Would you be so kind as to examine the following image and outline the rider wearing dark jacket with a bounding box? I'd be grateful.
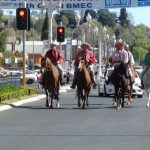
[140,47,150,89]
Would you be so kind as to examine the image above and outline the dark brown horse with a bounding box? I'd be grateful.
[76,60,92,108]
[41,56,60,108]
[107,62,132,110]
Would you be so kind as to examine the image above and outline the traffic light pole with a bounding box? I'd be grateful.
[22,30,26,87]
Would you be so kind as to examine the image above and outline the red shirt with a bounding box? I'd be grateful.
[45,48,63,64]
[74,49,96,66]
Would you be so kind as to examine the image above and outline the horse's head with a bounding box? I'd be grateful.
[78,60,85,71]
[114,62,127,75]
[41,56,47,68]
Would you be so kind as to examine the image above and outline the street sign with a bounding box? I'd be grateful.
[0,0,140,10]
[105,0,131,8]
[138,0,150,6]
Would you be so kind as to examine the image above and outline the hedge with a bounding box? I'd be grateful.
[0,85,37,103]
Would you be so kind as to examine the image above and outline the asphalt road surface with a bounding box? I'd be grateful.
[0,87,149,150]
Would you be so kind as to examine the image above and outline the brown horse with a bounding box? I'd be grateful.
[41,56,60,108]
[76,60,92,108]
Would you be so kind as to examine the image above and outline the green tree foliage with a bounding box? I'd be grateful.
[41,10,49,41]
[118,8,131,27]
[0,10,7,52]
[54,10,76,28]
[83,10,97,23]
[130,25,150,63]
[97,9,117,28]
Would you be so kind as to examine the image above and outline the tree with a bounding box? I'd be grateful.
[130,25,150,63]
[0,10,7,52]
[54,10,76,28]
[97,9,117,28]
[41,10,49,41]
[118,8,131,27]
[83,10,97,22]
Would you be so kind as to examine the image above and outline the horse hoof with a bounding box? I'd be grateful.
[113,102,117,106]
[46,103,49,107]
[78,103,81,107]
[50,105,53,109]
[56,103,60,108]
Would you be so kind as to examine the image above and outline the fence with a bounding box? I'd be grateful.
[0,75,21,88]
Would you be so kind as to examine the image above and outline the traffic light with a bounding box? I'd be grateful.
[57,27,65,42]
[16,8,30,30]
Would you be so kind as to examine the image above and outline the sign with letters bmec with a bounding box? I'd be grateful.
[0,0,144,10]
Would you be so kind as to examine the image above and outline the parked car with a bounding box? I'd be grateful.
[98,67,143,98]
[17,70,37,84]
[134,65,143,78]
[0,67,10,76]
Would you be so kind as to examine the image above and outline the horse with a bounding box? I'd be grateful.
[41,56,60,108]
[142,67,150,107]
[76,60,92,109]
[107,62,132,110]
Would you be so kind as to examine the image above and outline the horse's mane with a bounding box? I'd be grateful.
[113,62,127,77]
[78,60,91,84]
[45,57,55,71]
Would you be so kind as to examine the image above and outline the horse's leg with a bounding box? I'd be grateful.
[148,89,150,108]
[82,90,86,109]
[146,89,150,107]
[56,89,60,108]
[117,88,122,110]
[86,89,90,106]
[49,92,53,109]
[45,90,49,107]
[77,89,81,107]
[121,88,125,108]
[113,87,117,106]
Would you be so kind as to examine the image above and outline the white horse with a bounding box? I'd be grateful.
[143,67,150,107]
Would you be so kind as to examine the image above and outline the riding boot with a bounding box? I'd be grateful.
[39,72,44,85]
[70,76,77,89]
[90,71,97,89]
[139,80,144,89]
[58,67,63,86]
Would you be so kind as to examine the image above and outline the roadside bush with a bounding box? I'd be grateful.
[0,85,37,103]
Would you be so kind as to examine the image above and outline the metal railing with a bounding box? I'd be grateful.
[0,75,21,88]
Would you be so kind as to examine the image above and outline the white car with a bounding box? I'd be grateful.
[19,70,37,84]
[98,67,143,98]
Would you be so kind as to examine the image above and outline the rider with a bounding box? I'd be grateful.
[139,47,150,89]
[124,43,135,86]
[106,40,129,84]
[70,42,96,89]
[40,41,63,85]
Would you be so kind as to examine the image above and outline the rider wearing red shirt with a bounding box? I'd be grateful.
[40,42,63,85]
[70,42,96,89]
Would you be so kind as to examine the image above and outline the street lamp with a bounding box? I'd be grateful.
[31,12,38,71]
[75,14,81,50]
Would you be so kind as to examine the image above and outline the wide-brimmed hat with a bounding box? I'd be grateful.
[81,43,91,49]
[50,41,58,48]
[115,41,124,48]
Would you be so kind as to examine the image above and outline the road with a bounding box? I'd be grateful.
[0,86,149,150]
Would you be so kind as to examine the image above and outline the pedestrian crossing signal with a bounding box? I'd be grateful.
[57,27,65,42]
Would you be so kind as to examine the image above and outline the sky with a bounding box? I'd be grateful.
[110,7,150,27]
[3,7,150,27]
